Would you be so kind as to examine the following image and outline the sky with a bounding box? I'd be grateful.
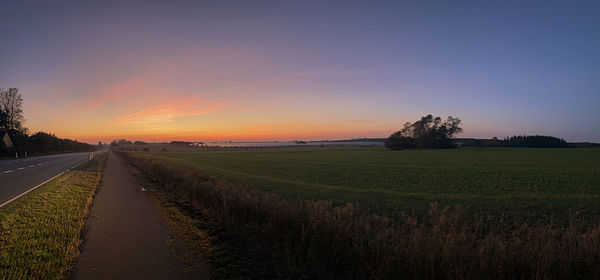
[1,0,599,143]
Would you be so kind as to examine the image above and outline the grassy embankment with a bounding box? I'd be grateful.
[117,147,600,279]
[0,153,107,280]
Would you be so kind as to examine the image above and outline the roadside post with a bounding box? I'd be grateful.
[89,152,94,161]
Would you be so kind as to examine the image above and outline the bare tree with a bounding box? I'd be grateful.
[0,88,26,133]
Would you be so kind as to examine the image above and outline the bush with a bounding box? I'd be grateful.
[384,135,415,150]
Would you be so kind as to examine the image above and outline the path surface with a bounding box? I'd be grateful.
[0,151,99,207]
[73,151,208,279]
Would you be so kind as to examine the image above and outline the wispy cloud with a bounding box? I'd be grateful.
[113,96,221,125]
[106,70,361,126]
[348,120,376,124]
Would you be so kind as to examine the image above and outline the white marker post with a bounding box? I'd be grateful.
[89,152,94,161]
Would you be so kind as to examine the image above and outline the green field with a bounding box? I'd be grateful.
[141,146,600,219]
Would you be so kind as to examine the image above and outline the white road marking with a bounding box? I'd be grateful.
[0,159,89,209]
[17,167,25,170]
[2,170,13,174]
[28,165,35,168]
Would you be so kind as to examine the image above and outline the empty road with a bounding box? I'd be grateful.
[0,151,98,207]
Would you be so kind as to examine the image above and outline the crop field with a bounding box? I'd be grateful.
[119,146,600,278]
[137,146,600,219]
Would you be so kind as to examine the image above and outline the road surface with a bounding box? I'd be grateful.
[0,151,98,207]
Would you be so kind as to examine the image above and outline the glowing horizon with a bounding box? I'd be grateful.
[2,1,599,144]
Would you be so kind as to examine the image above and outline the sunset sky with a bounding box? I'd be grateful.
[1,0,599,143]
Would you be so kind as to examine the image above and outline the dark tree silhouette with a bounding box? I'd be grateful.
[503,135,568,148]
[0,110,8,133]
[1,88,94,157]
[0,88,26,133]
[385,114,463,150]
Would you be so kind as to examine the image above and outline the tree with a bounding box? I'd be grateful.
[385,114,463,150]
[0,88,26,133]
[0,110,8,133]
[0,89,93,157]
[503,135,568,148]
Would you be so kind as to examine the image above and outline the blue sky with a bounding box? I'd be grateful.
[1,0,599,142]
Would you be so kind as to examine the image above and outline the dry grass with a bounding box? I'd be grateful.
[0,153,107,280]
[117,151,600,279]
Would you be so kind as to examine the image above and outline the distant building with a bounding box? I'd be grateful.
[2,132,14,148]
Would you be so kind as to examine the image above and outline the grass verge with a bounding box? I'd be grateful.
[117,151,600,279]
[0,153,107,280]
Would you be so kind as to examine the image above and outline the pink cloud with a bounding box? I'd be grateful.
[348,120,376,124]
[113,96,221,125]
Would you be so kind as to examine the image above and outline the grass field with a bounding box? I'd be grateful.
[118,147,600,279]
[0,153,107,280]
[138,146,600,219]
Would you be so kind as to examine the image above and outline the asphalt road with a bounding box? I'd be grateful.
[0,151,98,207]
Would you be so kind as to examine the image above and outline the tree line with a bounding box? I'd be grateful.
[385,114,463,150]
[385,114,571,150]
[0,88,94,157]
[456,135,569,148]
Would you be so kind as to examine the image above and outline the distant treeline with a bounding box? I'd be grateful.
[1,88,94,157]
[1,131,94,157]
[455,135,578,148]
[110,139,199,146]
[322,138,387,143]
[170,141,192,145]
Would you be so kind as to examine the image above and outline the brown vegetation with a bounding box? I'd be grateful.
[116,151,600,279]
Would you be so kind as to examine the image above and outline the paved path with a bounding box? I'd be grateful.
[0,151,100,208]
[73,151,208,279]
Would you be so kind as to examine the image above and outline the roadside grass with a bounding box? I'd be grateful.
[122,156,278,279]
[116,151,600,279]
[138,146,600,220]
[134,177,215,274]
[0,153,107,280]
